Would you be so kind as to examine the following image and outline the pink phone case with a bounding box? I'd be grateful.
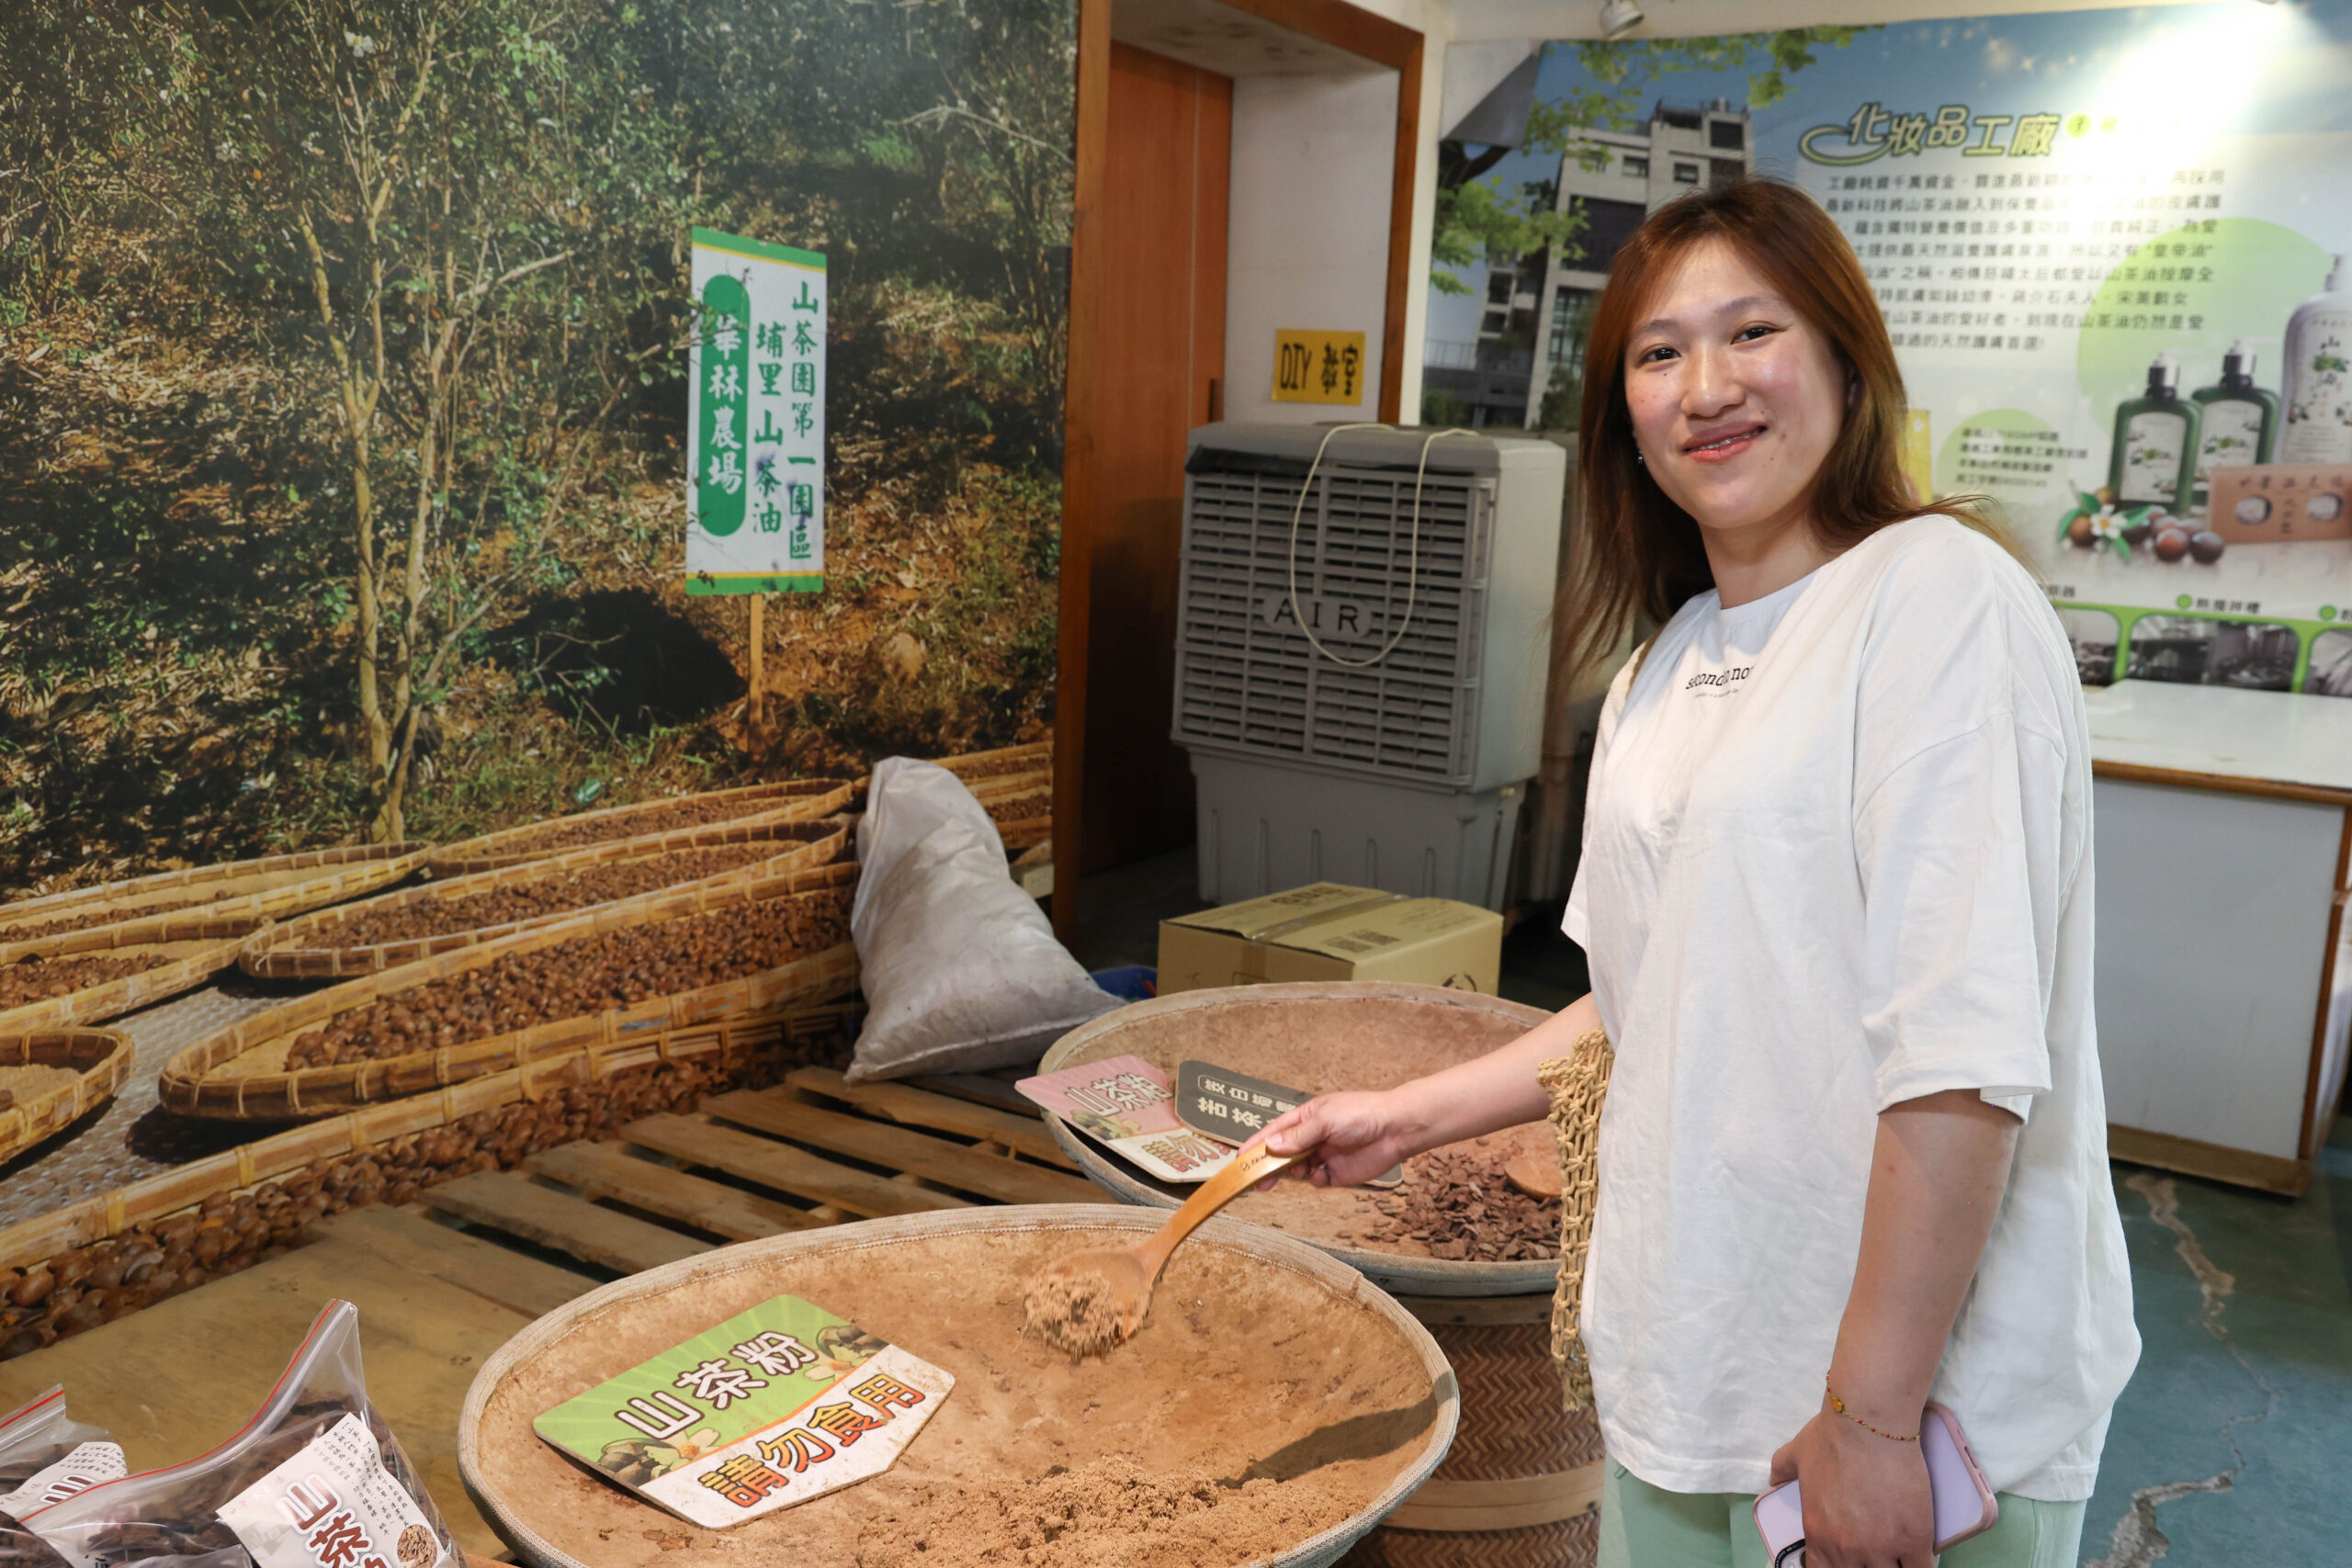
[1750,1403,1998,1565]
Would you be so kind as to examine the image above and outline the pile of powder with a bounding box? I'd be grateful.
[0,1063,85,1111]
[1021,1269,1126,1358]
[850,1456,1343,1568]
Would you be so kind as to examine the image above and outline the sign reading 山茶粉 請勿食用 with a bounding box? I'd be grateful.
[687,227,826,594]
[534,1294,953,1528]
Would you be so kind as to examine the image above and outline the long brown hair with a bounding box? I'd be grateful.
[1558,178,2008,678]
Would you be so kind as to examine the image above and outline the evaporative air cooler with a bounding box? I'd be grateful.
[1171,423,1567,910]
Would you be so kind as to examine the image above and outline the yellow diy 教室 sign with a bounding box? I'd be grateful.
[1272,330,1367,405]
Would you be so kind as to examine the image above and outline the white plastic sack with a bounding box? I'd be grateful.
[846,758,1117,1083]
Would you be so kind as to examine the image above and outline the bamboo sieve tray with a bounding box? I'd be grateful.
[0,841,426,942]
[1037,982,1560,1298]
[158,864,859,1120]
[427,780,854,876]
[244,819,850,979]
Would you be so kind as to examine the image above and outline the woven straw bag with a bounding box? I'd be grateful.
[1537,1026,1614,1412]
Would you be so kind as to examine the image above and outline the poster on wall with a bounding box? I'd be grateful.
[1430,3,2352,698]
[688,230,828,595]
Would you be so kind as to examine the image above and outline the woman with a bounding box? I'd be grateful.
[1257,181,2138,1567]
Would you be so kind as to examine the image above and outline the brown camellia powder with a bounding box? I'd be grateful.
[1020,1269,1125,1358]
[853,1455,1343,1568]
[471,1229,1441,1568]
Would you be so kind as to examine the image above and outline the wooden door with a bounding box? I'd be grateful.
[1078,43,1230,874]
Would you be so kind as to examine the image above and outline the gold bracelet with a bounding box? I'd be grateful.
[1825,1375,1920,1443]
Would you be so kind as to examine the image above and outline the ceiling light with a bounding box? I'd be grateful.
[1600,0,1645,39]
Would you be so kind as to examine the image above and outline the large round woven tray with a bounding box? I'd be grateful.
[157,864,860,1120]
[458,1205,1458,1568]
[0,842,425,942]
[1036,982,1556,1297]
[0,913,270,1037]
[0,1031,134,1166]
[428,780,853,876]
[243,819,850,979]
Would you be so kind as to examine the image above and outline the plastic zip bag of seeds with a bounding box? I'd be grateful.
[18,1301,455,1568]
[0,1388,123,1568]
[0,1389,123,1512]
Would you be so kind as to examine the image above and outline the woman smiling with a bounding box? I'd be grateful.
[1259,181,2138,1566]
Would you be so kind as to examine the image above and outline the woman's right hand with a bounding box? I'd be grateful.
[1249,1090,1413,1189]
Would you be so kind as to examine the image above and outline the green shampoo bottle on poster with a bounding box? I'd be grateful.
[2281,254,2352,464]
[2109,350,2198,511]
[2190,339,2278,510]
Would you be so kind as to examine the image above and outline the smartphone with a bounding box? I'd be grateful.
[1751,1404,1997,1567]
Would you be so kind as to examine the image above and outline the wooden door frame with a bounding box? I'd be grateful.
[1054,0,1426,938]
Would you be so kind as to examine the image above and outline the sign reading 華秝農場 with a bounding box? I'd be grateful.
[687,228,826,594]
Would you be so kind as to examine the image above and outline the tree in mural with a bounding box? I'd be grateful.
[177,0,713,841]
[0,0,1077,889]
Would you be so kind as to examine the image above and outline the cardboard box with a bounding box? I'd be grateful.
[1158,882,1503,996]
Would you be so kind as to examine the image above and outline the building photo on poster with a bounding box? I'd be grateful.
[1427,3,2352,698]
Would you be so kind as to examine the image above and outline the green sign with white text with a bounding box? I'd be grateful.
[686,228,827,594]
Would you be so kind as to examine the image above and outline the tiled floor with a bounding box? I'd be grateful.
[1069,850,2352,1565]
[0,981,288,1226]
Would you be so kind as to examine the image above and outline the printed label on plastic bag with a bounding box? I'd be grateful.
[0,1442,126,1517]
[215,1415,446,1568]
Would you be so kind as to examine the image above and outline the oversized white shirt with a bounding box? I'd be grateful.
[1563,516,2139,1501]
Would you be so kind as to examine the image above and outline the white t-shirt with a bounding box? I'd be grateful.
[1563,516,2139,1502]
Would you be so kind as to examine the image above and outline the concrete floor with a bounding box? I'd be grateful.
[2082,1120,2352,1567]
[1066,848,2352,1566]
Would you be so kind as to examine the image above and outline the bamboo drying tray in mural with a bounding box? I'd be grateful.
[0,1032,134,1167]
[0,912,268,1036]
[159,864,860,1119]
[243,818,851,980]
[933,740,1052,851]
[0,1003,856,1359]
[426,779,854,875]
[0,842,426,943]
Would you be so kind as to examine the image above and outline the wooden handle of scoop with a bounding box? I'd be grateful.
[1134,1141,1299,1285]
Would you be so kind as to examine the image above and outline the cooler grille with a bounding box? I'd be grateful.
[1174,464,1497,784]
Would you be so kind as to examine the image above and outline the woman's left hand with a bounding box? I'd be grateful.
[1767,1406,1935,1568]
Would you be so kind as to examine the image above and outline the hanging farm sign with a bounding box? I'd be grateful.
[687,228,828,594]
[1460,3,2352,695]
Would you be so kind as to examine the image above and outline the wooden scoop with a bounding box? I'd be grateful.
[1035,1141,1300,1346]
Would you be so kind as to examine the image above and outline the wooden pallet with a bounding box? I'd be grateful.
[410,1065,1110,1277]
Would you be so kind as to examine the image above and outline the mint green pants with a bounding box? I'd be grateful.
[1597,1458,2087,1567]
